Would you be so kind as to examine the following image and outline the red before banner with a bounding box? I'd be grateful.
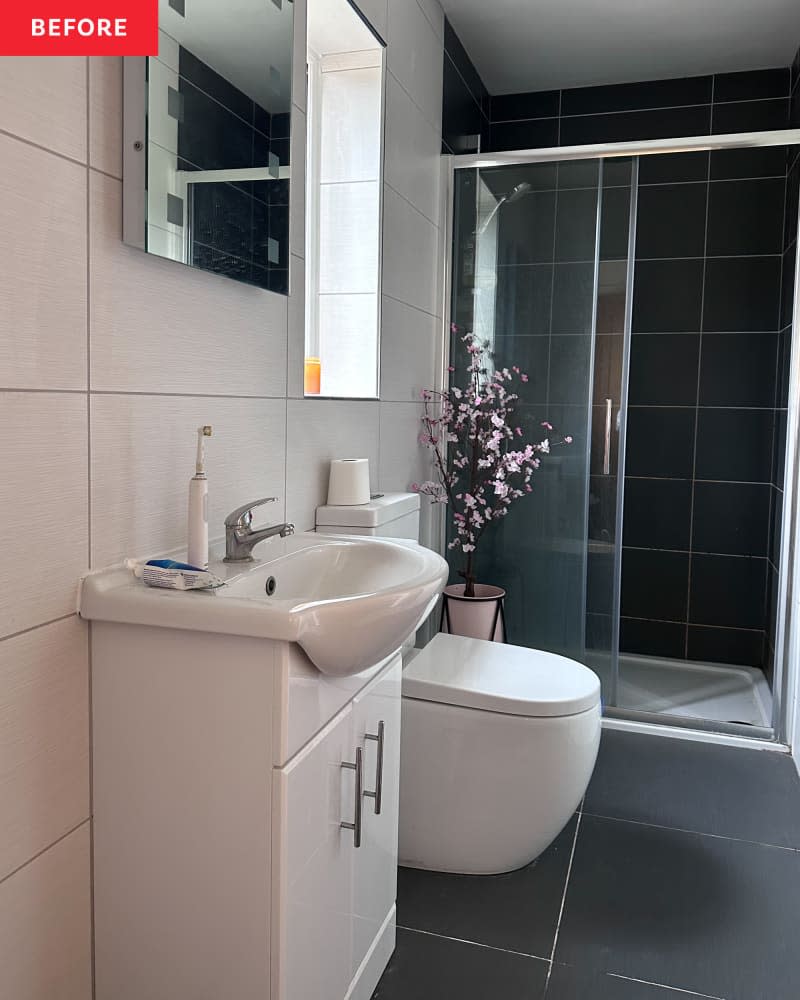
[3,1,158,55]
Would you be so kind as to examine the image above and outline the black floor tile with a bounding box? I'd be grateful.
[373,928,548,1000]
[397,816,577,959]
[583,730,800,848]
[546,963,716,998]
[558,815,800,1000]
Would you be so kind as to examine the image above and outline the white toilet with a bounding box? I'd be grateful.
[316,493,602,876]
[399,634,601,874]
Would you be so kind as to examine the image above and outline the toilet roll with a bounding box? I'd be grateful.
[327,459,371,505]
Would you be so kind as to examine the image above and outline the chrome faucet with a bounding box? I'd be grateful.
[224,498,295,562]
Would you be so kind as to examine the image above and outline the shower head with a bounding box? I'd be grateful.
[505,182,532,204]
[476,182,533,234]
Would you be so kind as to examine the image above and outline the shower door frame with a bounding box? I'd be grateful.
[440,128,800,748]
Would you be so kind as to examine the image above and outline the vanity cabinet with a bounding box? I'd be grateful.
[91,620,402,1000]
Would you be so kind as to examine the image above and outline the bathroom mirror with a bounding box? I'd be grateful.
[123,0,294,295]
[303,0,385,398]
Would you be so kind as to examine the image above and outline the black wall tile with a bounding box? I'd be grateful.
[179,47,253,122]
[632,259,704,333]
[714,68,790,102]
[561,76,712,115]
[491,90,559,122]
[703,257,782,332]
[689,553,767,629]
[495,265,553,337]
[490,334,549,402]
[549,335,593,403]
[444,19,488,104]
[710,146,786,180]
[712,98,789,133]
[622,477,692,550]
[698,332,778,408]
[687,625,765,667]
[558,159,600,189]
[635,182,707,259]
[628,334,700,406]
[638,151,708,184]
[443,56,484,155]
[555,188,600,262]
[625,407,696,479]
[560,105,711,145]
[599,186,632,260]
[488,118,559,151]
[706,178,785,256]
[694,408,774,483]
[621,548,689,621]
[497,191,556,265]
[692,482,771,556]
[620,617,687,659]
[551,263,596,334]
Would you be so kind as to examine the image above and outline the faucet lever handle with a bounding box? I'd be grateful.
[224,497,278,529]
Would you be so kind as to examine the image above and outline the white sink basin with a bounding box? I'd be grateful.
[79,533,449,676]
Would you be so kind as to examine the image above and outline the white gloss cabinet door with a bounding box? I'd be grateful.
[350,657,402,985]
[273,705,357,1000]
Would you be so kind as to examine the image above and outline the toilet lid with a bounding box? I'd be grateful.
[403,634,601,718]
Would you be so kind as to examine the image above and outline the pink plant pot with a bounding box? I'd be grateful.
[440,583,507,643]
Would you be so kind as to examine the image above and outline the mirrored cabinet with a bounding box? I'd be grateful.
[124,0,294,294]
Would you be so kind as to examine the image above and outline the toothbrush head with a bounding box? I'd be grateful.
[200,425,212,437]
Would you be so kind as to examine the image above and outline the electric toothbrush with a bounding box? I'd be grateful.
[188,425,212,569]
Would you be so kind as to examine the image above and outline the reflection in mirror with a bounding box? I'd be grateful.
[136,0,293,294]
[304,0,385,397]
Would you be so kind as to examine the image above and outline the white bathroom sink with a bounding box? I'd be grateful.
[79,533,448,676]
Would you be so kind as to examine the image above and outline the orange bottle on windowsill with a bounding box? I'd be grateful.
[304,356,321,395]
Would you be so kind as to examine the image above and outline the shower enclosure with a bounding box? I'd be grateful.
[446,133,800,740]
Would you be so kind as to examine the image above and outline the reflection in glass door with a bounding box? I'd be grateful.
[450,158,636,703]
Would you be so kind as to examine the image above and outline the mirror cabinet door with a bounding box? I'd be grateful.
[125,0,294,295]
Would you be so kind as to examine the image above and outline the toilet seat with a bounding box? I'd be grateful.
[403,633,600,718]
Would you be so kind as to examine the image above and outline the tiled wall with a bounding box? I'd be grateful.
[487,68,793,151]
[0,0,444,993]
[441,18,489,154]
[176,47,291,294]
[621,143,795,674]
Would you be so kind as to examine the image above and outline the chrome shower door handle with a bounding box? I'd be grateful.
[603,398,613,476]
[364,721,385,815]
[341,747,364,848]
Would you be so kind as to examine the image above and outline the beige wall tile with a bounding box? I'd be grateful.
[380,295,439,401]
[386,0,443,131]
[382,184,440,317]
[384,71,442,225]
[0,393,88,638]
[0,57,87,163]
[89,172,288,397]
[89,57,123,179]
[90,394,287,567]
[0,824,92,1000]
[286,399,380,530]
[0,618,89,881]
[0,134,87,391]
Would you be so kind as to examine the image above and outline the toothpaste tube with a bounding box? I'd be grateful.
[125,558,225,591]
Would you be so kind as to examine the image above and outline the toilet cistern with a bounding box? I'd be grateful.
[224,497,295,562]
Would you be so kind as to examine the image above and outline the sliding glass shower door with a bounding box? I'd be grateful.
[449,158,636,703]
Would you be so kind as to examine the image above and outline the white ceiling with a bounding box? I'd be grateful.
[440,0,800,95]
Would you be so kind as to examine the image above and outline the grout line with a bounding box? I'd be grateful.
[545,812,582,990]
[0,124,88,169]
[385,177,441,229]
[88,389,289,400]
[0,818,91,889]
[581,811,800,853]
[0,612,77,645]
[395,924,549,963]
[606,973,727,999]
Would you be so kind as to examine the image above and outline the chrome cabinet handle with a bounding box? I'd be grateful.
[603,398,613,476]
[341,747,363,848]
[364,721,385,815]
